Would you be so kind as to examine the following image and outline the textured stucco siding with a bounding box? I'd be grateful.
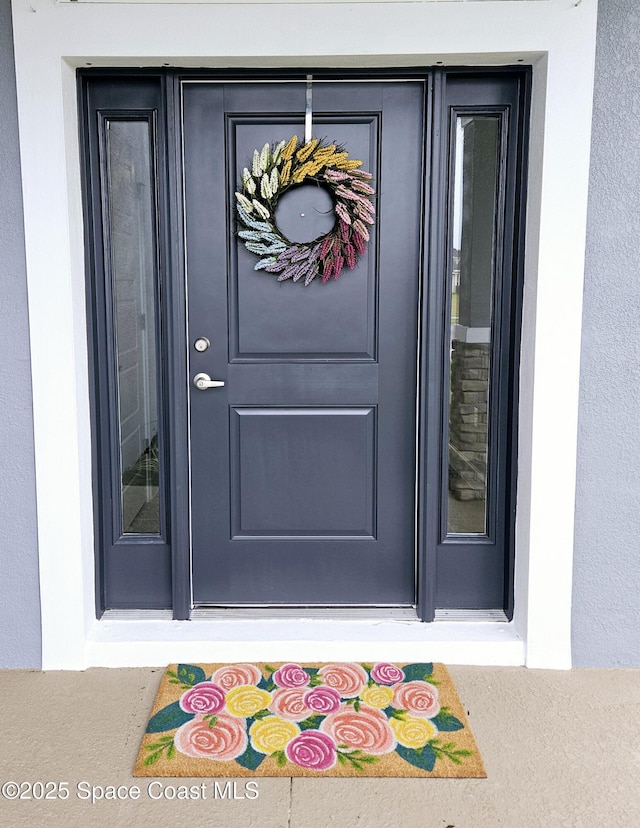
[572,0,640,666]
[0,0,42,667]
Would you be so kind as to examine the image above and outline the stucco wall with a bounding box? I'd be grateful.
[0,0,42,667]
[572,0,640,667]
[0,0,629,668]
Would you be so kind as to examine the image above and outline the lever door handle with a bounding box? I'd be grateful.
[193,372,225,390]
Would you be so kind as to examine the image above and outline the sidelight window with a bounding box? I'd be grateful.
[103,118,163,536]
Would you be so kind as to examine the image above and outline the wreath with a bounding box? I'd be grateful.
[235,135,376,286]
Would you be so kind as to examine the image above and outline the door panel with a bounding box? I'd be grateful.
[229,114,379,361]
[183,80,425,606]
[230,407,376,538]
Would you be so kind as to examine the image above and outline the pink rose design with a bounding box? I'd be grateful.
[269,688,313,722]
[317,662,368,698]
[174,714,247,761]
[210,663,262,690]
[273,663,310,689]
[303,686,342,715]
[370,663,405,685]
[285,731,337,771]
[320,704,396,755]
[179,682,225,715]
[392,681,440,718]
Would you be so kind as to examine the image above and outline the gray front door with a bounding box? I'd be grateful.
[183,80,425,607]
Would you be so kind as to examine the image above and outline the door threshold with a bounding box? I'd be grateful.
[102,607,508,621]
[87,614,524,668]
[190,606,419,621]
[434,609,509,622]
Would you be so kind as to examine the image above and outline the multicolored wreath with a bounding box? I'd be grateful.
[235,135,376,286]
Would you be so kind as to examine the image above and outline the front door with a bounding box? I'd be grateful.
[82,69,527,616]
[182,81,426,607]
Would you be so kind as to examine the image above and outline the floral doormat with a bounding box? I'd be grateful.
[135,662,485,778]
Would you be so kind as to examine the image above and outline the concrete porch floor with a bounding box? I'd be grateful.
[1,666,639,827]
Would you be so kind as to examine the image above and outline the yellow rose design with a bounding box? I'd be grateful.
[249,716,300,754]
[390,714,437,749]
[225,685,272,718]
[360,685,395,709]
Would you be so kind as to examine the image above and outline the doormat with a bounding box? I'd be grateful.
[135,663,485,778]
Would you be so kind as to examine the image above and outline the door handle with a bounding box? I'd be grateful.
[193,372,225,390]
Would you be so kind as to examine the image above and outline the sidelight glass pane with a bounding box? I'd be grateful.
[447,115,500,535]
[104,119,161,535]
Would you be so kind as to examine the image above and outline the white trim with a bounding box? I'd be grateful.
[87,618,524,668]
[10,0,598,669]
[56,0,553,4]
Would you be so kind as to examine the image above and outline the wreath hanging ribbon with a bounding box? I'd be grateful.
[235,135,376,286]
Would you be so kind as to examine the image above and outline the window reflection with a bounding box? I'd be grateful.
[447,116,500,535]
[105,119,161,535]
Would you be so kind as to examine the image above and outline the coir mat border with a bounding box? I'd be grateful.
[135,662,486,778]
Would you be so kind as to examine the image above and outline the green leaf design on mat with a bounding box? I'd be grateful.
[430,739,473,765]
[146,701,194,733]
[258,666,275,690]
[176,664,206,686]
[298,714,325,731]
[235,742,266,771]
[401,663,434,682]
[144,736,176,765]
[431,710,464,732]
[272,749,288,768]
[337,750,379,771]
[166,669,191,689]
[385,706,407,720]
[305,667,322,687]
[144,751,164,766]
[145,735,173,749]
[396,743,437,772]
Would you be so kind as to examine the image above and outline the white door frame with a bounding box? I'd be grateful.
[10,0,598,669]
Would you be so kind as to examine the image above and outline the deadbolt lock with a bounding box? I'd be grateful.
[194,337,211,353]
